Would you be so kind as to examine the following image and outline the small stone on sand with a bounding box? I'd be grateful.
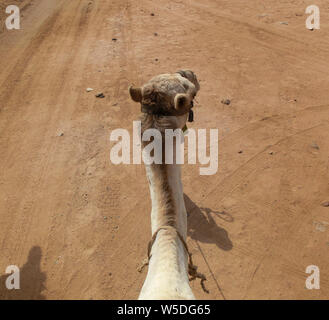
[311,142,319,150]
[221,99,231,105]
[96,93,105,98]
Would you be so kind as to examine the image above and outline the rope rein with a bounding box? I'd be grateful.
[141,225,209,294]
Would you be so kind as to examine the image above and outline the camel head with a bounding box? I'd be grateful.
[129,70,200,130]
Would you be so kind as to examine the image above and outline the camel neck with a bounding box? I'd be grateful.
[138,163,194,299]
[145,162,187,239]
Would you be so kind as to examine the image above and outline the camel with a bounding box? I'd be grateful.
[129,70,203,300]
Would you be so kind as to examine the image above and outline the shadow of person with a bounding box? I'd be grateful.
[0,246,46,300]
[184,194,233,251]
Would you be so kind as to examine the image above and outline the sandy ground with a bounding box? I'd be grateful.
[0,0,329,300]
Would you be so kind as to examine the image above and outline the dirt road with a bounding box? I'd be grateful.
[0,0,329,299]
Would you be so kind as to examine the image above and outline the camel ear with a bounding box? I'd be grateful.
[174,93,190,110]
[129,86,142,102]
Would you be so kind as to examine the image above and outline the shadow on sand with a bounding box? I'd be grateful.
[0,246,46,300]
[184,194,233,251]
